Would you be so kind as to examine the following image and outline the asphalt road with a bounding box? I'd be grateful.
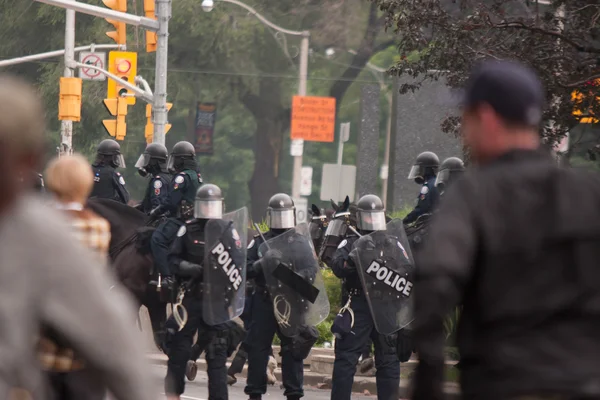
[150,364,379,400]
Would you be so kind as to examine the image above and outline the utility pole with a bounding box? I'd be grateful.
[291,32,310,199]
[60,3,76,157]
[152,0,171,146]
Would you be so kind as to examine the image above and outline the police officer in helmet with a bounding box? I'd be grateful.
[89,139,130,204]
[150,141,203,282]
[134,143,172,215]
[403,151,440,224]
[330,194,401,400]
[244,193,305,400]
[435,157,465,195]
[165,184,230,400]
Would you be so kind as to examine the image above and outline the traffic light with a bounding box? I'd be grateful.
[103,0,127,45]
[107,51,137,106]
[103,97,128,140]
[144,0,157,52]
[572,80,600,124]
[58,77,82,122]
[145,103,173,143]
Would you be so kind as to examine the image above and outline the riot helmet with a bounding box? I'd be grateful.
[135,143,168,177]
[167,141,196,173]
[407,151,439,184]
[356,194,386,232]
[435,157,465,191]
[267,193,296,229]
[194,184,223,219]
[96,139,125,168]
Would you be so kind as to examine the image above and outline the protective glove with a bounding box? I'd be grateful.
[251,258,265,276]
[178,260,203,278]
[264,249,283,261]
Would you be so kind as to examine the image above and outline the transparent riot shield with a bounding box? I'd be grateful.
[259,223,330,337]
[203,207,248,325]
[353,218,415,335]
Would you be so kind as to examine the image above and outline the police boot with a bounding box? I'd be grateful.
[227,374,237,385]
[185,360,197,381]
[266,355,277,385]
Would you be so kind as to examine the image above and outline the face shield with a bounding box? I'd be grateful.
[324,216,349,238]
[357,211,387,231]
[407,165,425,182]
[267,209,295,229]
[166,155,176,172]
[135,153,151,169]
[194,200,223,219]
[112,154,126,168]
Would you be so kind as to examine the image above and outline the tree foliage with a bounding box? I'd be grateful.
[373,0,600,146]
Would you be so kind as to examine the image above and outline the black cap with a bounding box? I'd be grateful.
[462,60,545,126]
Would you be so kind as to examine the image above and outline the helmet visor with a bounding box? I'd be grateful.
[194,200,223,219]
[357,211,386,231]
[166,155,176,171]
[268,209,295,229]
[407,165,425,180]
[113,154,126,168]
[135,154,150,169]
[324,218,348,237]
[435,169,463,188]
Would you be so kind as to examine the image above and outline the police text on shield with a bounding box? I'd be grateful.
[212,242,243,290]
[366,261,413,296]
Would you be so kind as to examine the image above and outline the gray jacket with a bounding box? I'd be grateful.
[0,195,156,399]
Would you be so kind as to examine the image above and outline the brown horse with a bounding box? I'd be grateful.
[87,198,168,352]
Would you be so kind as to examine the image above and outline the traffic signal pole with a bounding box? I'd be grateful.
[60,3,76,156]
[152,0,171,146]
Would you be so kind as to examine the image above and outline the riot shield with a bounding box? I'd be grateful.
[354,219,415,335]
[259,223,330,337]
[203,207,248,326]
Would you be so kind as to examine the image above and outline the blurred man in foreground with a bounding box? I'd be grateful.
[412,60,600,400]
[0,74,155,399]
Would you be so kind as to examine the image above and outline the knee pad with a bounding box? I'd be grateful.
[207,331,228,360]
[395,329,414,362]
[288,325,319,361]
[226,322,247,357]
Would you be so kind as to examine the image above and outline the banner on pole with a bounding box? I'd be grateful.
[194,102,217,154]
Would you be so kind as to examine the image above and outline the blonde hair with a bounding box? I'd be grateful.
[44,154,94,204]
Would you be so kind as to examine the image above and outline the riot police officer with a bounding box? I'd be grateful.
[34,172,45,193]
[244,194,304,400]
[134,143,172,214]
[403,151,440,224]
[435,157,465,195]
[165,184,230,400]
[150,141,203,280]
[89,139,130,204]
[330,194,401,400]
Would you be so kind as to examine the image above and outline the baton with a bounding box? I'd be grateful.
[254,223,271,250]
[348,226,363,237]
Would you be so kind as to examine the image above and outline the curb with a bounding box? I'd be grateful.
[147,355,461,398]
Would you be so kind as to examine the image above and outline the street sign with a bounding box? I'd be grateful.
[293,197,308,224]
[320,164,356,203]
[79,51,106,81]
[290,139,304,156]
[291,96,336,142]
[300,166,313,196]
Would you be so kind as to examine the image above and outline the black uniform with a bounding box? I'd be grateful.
[412,149,600,399]
[329,235,400,400]
[165,218,229,399]
[89,164,130,204]
[244,230,304,400]
[403,176,439,224]
[140,173,171,214]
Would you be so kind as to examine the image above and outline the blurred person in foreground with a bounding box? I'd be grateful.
[40,154,112,399]
[0,73,156,400]
[412,60,600,400]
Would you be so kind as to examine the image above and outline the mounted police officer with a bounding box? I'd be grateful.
[435,157,465,195]
[403,151,440,224]
[134,143,172,215]
[244,193,326,400]
[150,141,203,282]
[330,194,411,400]
[89,139,129,204]
[165,184,242,400]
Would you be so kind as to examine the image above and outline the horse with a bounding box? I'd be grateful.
[318,196,356,265]
[86,198,168,352]
[308,204,330,257]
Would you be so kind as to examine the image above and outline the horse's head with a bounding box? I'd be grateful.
[318,196,357,265]
[308,204,329,254]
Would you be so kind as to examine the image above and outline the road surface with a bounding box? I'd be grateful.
[150,364,379,399]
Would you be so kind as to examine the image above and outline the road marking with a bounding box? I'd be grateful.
[160,393,206,400]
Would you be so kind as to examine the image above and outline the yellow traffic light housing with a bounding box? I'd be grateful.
[572,79,600,124]
[144,0,158,53]
[103,0,127,45]
[145,103,173,143]
[107,51,137,106]
[103,97,128,140]
[58,77,82,122]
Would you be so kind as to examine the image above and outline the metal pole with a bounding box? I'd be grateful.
[60,5,76,157]
[291,32,310,198]
[381,90,392,208]
[152,0,171,146]
[0,44,122,68]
